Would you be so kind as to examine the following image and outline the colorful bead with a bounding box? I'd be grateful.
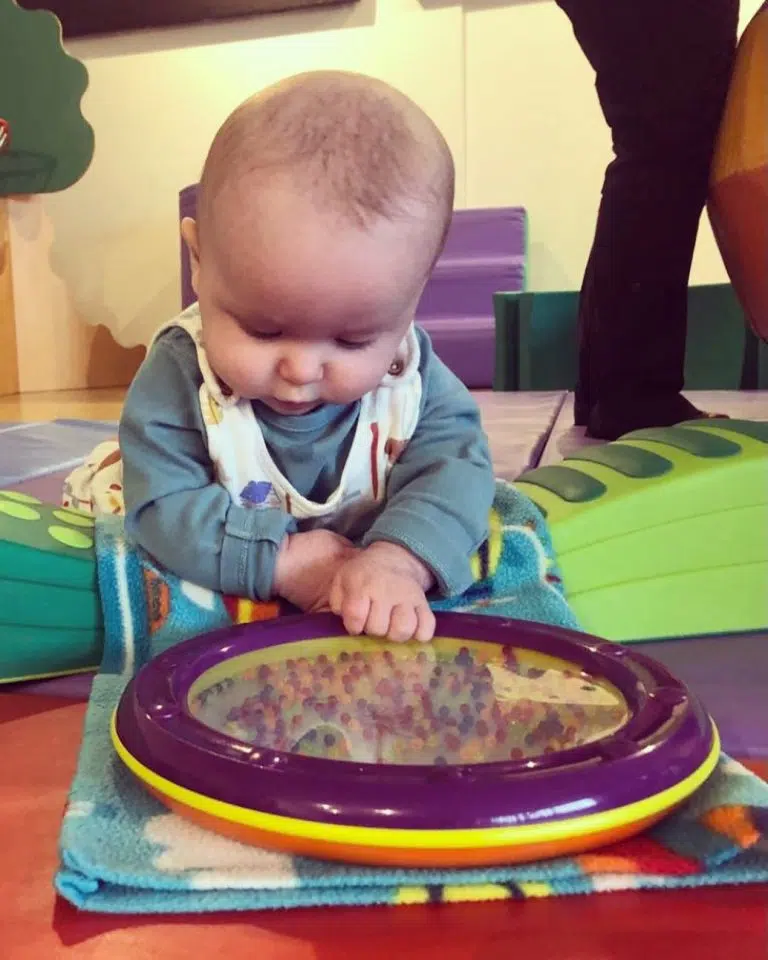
[190,642,628,767]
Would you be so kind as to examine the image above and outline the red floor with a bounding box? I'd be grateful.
[1,693,766,960]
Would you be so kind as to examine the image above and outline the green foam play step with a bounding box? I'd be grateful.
[516,420,768,642]
[0,491,102,683]
[0,624,102,684]
[494,283,768,391]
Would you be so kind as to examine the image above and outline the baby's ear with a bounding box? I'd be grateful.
[181,217,201,295]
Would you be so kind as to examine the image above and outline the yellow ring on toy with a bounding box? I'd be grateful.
[112,713,719,867]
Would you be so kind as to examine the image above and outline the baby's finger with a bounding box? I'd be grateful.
[387,604,418,643]
[341,593,371,637]
[328,575,344,617]
[363,598,393,639]
[414,603,436,643]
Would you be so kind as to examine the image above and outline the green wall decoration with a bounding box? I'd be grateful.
[0,0,94,195]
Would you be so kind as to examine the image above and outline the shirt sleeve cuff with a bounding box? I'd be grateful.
[220,505,296,600]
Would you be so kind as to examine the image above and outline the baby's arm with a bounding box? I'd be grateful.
[120,330,297,600]
[330,329,495,641]
[361,328,495,595]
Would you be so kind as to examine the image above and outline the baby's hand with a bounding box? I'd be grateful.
[329,542,436,643]
[273,529,358,613]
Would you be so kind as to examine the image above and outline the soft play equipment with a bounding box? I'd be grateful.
[494,283,767,392]
[516,419,768,643]
[112,612,719,867]
[1,418,766,684]
[708,1,768,341]
[0,0,93,195]
[0,491,102,682]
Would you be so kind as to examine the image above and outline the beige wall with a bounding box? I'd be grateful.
[465,0,762,292]
[6,0,763,390]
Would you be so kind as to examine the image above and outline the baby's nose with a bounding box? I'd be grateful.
[278,347,323,386]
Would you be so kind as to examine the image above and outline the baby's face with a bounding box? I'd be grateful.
[185,179,438,414]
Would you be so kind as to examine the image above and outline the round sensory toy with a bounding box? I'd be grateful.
[113,612,719,868]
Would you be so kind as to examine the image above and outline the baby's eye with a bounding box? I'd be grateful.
[250,330,281,342]
[335,338,373,350]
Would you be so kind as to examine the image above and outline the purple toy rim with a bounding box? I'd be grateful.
[114,613,716,832]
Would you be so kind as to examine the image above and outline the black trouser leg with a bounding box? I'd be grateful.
[556,0,739,439]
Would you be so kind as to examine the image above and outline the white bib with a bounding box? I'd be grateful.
[162,305,423,527]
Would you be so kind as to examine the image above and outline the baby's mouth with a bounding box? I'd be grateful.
[267,397,321,415]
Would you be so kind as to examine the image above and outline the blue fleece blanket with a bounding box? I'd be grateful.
[55,481,768,913]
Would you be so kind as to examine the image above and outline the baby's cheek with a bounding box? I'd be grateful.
[330,354,390,400]
[214,335,271,397]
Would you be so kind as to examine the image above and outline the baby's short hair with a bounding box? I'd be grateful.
[197,71,454,250]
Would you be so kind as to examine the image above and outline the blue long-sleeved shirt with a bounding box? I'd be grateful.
[120,320,494,601]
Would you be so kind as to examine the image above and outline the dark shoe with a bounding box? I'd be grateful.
[573,395,590,428]
[585,395,728,441]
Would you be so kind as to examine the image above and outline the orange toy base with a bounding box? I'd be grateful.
[149,785,671,868]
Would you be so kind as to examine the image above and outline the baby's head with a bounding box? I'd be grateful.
[183,71,454,414]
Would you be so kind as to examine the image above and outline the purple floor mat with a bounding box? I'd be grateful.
[0,419,116,487]
[643,633,767,759]
[473,390,565,479]
[10,468,71,504]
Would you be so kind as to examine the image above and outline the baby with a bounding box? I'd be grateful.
[67,71,495,644]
